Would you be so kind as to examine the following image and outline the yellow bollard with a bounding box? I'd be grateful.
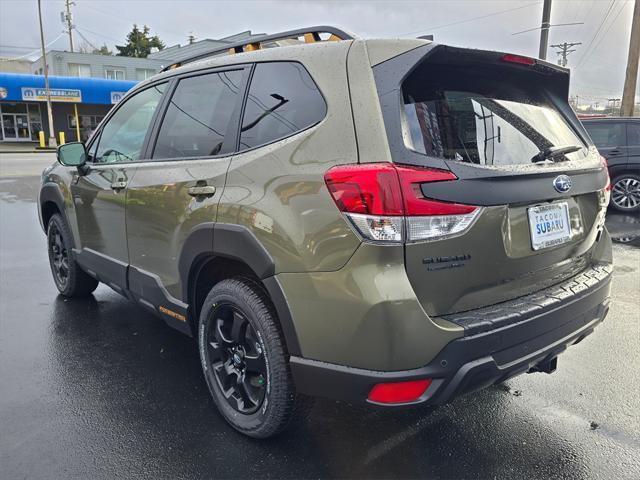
[59,131,65,145]
[39,131,45,148]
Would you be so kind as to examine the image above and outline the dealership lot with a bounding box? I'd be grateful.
[1,154,638,479]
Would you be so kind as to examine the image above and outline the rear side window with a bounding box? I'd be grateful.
[239,62,326,151]
[627,123,640,146]
[401,64,588,166]
[584,122,626,148]
[153,70,243,159]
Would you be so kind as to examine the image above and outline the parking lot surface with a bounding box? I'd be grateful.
[1,154,639,479]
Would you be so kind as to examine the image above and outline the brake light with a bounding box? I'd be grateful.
[368,379,432,404]
[501,53,536,66]
[324,163,481,243]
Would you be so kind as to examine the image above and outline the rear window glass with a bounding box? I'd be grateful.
[583,122,625,148]
[401,65,588,166]
[239,62,326,151]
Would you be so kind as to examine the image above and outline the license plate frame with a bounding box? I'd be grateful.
[527,202,572,251]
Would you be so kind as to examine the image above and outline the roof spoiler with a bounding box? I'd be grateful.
[161,26,354,72]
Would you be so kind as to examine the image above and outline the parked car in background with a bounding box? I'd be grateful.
[582,117,640,212]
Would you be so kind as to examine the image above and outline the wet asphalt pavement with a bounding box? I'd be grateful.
[1,155,639,479]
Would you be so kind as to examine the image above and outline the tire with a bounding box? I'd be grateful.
[198,277,308,438]
[47,213,99,297]
[610,173,640,213]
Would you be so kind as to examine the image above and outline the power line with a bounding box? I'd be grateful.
[574,0,629,69]
[74,25,121,45]
[397,2,541,36]
[0,33,65,61]
[512,22,583,36]
[78,3,185,39]
[73,28,99,52]
[574,0,617,68]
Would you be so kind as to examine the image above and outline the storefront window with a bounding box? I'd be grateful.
[1,103,28,113]
[67,114,105,142]
[28,104,42,141]
[1,102,39,141]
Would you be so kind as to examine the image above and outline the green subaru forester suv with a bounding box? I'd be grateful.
[39,27,613,438]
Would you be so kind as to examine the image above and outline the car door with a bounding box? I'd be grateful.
[626,121,640,169]
[125,67,249,322]
[584,120,628,168]
[71,83,167,293]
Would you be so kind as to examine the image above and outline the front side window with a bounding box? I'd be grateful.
[153,70,243,159]
[94,83,166,163]
[584,123,625,148]
[239,62,326,151]
[401,65,588,166]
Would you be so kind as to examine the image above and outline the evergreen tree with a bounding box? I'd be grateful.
[116,25,164,58]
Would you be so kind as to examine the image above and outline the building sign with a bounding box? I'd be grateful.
[21,87,82,103]
[110,91,126,104]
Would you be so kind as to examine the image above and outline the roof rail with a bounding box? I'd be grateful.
[161,26,354,72]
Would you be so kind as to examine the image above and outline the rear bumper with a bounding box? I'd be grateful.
[290,263,612,406]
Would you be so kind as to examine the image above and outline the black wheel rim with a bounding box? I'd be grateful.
[48,223,69,288]
[612,177,640,210]
[206,304,267,414]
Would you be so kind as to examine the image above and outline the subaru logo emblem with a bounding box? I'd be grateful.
[553,175,572,193]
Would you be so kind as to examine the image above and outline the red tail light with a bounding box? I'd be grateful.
[324,163,476,216]
[323,163,404,215]
[501,53,536,66]
[324,163,480,243]
[601,156,611,192]
[368,379,432,404]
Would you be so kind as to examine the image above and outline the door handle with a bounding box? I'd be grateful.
[111,180,127,190]
[188,185,216,198]
[608,149,622,156]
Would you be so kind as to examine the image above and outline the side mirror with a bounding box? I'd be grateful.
[57,142,89,175]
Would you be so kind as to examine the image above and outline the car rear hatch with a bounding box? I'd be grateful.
[371,44,609,316]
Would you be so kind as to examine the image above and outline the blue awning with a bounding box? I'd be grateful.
[0,73,137,105]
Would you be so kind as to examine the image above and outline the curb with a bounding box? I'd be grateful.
[0,150,56,154]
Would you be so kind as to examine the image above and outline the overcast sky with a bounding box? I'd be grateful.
[0,0,636,105]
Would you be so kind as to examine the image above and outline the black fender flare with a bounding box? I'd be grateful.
[39,183,70,235]
[178,223,301,355]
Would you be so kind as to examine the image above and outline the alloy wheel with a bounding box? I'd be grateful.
[611,177,640,211]
[206,304,268,414]
[49,223,69,288]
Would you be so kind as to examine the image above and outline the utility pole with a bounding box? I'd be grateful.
[64,0,74,52]
[550,42,582,67]
[539,0,552,60]
[37,0,57,148]
[621,0,640,117]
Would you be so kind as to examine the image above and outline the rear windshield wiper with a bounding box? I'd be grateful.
[531,145,582,163]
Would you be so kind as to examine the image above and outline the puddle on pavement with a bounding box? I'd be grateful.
[0,176,40,204]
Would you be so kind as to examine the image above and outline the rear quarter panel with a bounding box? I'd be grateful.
[217,42,361,273]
